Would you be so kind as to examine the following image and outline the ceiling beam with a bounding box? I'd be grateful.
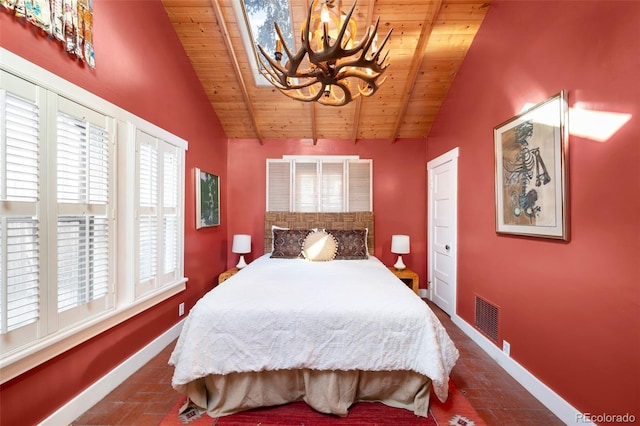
[352,0,377,144]
[209,0,264,144]
[301,0,319,145]
[390,0,443,143]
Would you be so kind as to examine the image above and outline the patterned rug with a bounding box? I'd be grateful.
[160,381,485,426]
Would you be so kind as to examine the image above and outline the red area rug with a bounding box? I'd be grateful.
[161,381,485,426]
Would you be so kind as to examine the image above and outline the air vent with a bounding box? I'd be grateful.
[475,296,499,342]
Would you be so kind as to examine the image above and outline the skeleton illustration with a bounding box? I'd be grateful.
[503,120,551,222]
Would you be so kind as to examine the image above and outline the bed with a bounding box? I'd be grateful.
[169,212,459,419]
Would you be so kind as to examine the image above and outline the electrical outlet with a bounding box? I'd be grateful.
[179,302,185,317]
[502,340,511,356]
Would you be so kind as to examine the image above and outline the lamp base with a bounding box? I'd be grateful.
[236,255,248,269]
[393,255,406,270]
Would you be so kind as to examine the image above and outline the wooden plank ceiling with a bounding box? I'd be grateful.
[161,0,491,143]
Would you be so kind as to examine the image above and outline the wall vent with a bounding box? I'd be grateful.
[475,295,499,342]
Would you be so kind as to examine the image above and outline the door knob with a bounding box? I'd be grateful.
[445,245,450,251]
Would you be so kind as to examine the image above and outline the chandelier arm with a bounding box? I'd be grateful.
[325,0,357,52]
[370,27,393,63]
[308,2,363,63]
[279,84,328,103]
[257,46,292,88]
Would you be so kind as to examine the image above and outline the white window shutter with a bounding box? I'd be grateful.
[320,161,344,212]
[1,79,41,335]
[266,160,291,211]
[55,104,110,314]
[348,160,372,211]
[1,219,40,334]
[137,135,158,284]
[294,161,318,212]
[162,149,178,275]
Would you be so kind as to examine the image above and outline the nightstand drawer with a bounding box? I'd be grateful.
[387,267,419,295]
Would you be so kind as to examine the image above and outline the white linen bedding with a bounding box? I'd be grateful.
[170,254,459,403]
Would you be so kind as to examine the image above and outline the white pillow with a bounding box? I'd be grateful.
[301,230,338,262]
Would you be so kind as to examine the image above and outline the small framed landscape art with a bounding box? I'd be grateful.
[195,168,220,228]
[494,91,569,240]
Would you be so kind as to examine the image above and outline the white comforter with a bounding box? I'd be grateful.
[170,254,459,402]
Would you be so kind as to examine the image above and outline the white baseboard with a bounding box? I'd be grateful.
[451,314,593,426]
[39,319,185,426]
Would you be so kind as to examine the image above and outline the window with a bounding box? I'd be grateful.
[266,156,372,212]
[135,129,182,298]
[233,0,294,86]
[0,50,187,382]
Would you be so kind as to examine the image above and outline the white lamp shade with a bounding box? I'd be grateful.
[232,234,251,254]
[391,235,410,254]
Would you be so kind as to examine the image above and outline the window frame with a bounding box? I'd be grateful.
[0,48,187,383]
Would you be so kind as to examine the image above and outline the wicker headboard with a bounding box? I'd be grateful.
[264,212,374,254]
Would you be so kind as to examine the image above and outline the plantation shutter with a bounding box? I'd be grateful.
[162,147,178,277]
[137,130,158,290]
[0,76,41,335]
[294,161,318,212]
[56,98,110,315]
[320,161,344,212]
[348,160,372,211]
[266,160,291,211]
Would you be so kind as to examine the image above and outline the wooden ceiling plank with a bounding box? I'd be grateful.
[209,0,263,143]
[389,0,444,142]
[351,0,378,144]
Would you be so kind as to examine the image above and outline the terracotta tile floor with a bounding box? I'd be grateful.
[72,300,564,425]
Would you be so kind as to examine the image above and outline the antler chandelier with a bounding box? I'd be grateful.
[257,0,393,107]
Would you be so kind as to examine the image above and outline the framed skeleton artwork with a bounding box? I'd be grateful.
[494,91,569,240]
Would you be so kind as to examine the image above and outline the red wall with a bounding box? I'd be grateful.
[227,138,428,281]
[0,1,228,424]
[426,0,639,417]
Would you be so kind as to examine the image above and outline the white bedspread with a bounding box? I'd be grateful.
[169,254,459,402]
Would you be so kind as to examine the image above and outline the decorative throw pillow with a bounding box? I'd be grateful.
[302,230,338,262]
[327,229,369,259]
[271,229,311,258]
[270,225,288,252]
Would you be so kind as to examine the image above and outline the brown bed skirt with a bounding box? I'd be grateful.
[182,369,432,419]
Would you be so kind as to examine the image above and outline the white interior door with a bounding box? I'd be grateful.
[427,148,459,316]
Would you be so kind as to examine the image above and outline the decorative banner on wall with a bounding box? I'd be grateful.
[1,0,95,68]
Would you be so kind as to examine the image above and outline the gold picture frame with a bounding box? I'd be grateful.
[494,91,569,240]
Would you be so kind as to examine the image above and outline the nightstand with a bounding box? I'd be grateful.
[388,267,419,295]
[218,267,239,284]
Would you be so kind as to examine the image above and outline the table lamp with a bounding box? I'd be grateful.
[391,234,410,270]
[232,234,251,269]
